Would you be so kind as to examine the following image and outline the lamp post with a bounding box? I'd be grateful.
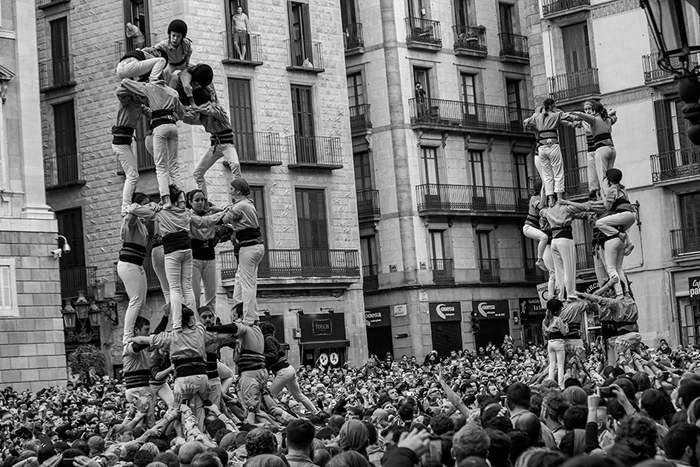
[641,0,700,143]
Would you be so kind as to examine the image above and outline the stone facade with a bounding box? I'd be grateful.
[349,0,543,359]
[36,0,366,371]
[0,0,66,391]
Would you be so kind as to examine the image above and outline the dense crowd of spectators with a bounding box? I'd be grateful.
[4,338,700,467]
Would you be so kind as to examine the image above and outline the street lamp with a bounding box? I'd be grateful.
[62,303,76,329]
[641,0,700,142]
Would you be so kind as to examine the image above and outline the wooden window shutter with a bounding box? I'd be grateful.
[653,100,674,154]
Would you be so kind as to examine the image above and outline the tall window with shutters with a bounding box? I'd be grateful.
[347,72,367,131]
[50,17,70,86]
[296,189,329,271]
[123,0,151,50]
[56,208,86,299]
[290,85,316,163]
[561,22,592,73]
[249,185,269,274]
[680,192,700,254]
[506,79,522,126]
[461,73,477,118]
[653,99,695,178]
[0,259,17,317]
[354,152,372,191]
[52,100,79,186]
[229,78,255,161]
[477,230,498,282]
[288,2,313,67]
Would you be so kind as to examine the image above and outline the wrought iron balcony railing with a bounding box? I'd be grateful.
[220,248,360,279]
[362,264,379,291]
[409,98,533,133]
[222,31,263,65]
[405,17,442,48]
[432,258,455,284]
[575,242,595,271]
[356,189,380,220]
[642,52,699,84]
[453,26,487,55]
[524,258,548,282]
[478,258,500,283]
[39,55,75,91]
[286,40,324,72]
[498,33,529,60]
[416,184,529,215]
[350,104,372,134]
[114,256,161,295]
[548,68,600,101]
[671,228,700,257]
[233,132,283,166]
[44,153,84,189]
[650,148,700,183]
[541,0,591,17]
[344,23,364,52]
[564,166,590,199]
[60,266,97,300]
[287,135,343,169]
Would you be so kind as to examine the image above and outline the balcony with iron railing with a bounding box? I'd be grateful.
[416,184,529,217]
[38,0,70,9]
[219,249,360,286]
[452,25,487,57]
[356,189,381,222]
[650,148,700,184]
[286,40,324,73]
[548,68,600,102]
[363,264,379,291]
[114,33,158,62]
[541,0,591,18]
[350,104,372,134]
[44,153,86,190]
[405,17,442,50]
[478,258,500,283]
[114,256,161,295]
[524,258,548,283]
[671,228,700,258]
[432,258,455,284]
[39,55,75,92]
[228,132,283,167]
[221,31,263,66]
[642,52,699,85]
[576,242,595,271]
[60,266,97,300]
[564,166,590,200]
[409,98,534,135]
[498,33,529,62]
[344,23,364,54]
[287,135,343,169]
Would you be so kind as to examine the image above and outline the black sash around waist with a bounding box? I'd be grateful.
[151,109,176,129]
[112,126,135,145]
[593,132,613,149]
[173,357,207,378]
[119,242,147,266]
[552,225,573,240]
[211,129,234,146]
[191,238,215,261]
[163,231,191,254]
[124,369,150,389]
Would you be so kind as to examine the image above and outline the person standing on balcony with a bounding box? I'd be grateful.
[154,20,193,86]
[232,6,250,60]
[120,76,185,209]
[221,178,265,324]
[571,101,617,198]
[522,180,548,272]
[125,22,145,49]
[415,82,427,117]
[183,87,241,197]
[524,99,575,207]
[113,85,151,216]
[119,192,153,344]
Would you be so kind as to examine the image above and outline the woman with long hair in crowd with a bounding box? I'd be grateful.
[543,298,568,389]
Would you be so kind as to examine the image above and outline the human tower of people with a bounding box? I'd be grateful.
[522,98,644,390]
[112,18,319,434]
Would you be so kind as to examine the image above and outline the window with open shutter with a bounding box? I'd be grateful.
[56,208,86,298]
[50,18,70,85]
[123,0,151,49]
[341,0,357,29]
[291,85,316,163]
[354,152,372,190]
[296,189,328,250]
[288,2,312,66]
[229,78,255,161]
[53,101,78,184]
[561,22,592,73]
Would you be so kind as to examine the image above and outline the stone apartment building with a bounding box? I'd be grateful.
[0,0,67,391]
[35,0,367,372]
[527,0,700,347]
[345,0,549,358]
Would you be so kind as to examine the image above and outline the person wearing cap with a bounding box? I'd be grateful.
[183,86,241,197]
[154,20,193,85]
[205,304,266,425]
[120,76,185,210]
[174,64,217,107]
[222,178,265,324]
